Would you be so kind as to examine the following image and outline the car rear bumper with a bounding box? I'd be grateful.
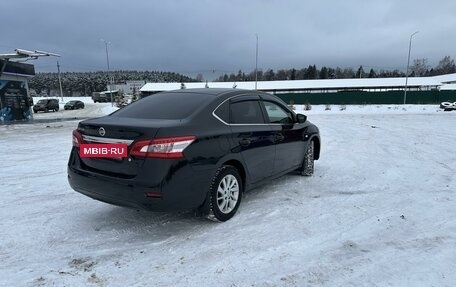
[67,151,214,212]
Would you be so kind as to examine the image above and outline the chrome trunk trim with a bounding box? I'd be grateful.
[82,135,134,145]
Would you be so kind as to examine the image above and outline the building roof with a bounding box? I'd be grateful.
[431,73,456,84]
[0,59,35,78]
[140,73,456,93]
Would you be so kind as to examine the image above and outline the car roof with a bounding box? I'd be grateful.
[159,88,288,108]
[167,88,254,97]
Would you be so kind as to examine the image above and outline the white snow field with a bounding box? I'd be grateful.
[1,104,456,287]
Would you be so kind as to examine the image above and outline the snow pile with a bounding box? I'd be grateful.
[0,108,455,286]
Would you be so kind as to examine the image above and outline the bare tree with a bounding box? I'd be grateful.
[436,56,456,74]
[196,73,204,82]
[410,58,430,76]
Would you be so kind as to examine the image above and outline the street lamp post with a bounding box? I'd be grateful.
[57,61,64,102]
[101,39,113,106]
[255,34,258,90]
[404,31,419,105]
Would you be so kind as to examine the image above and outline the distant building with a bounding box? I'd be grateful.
[139,73,456,104]
[0,60,35,122]
[140,73,456,95]
[109,80,145,95]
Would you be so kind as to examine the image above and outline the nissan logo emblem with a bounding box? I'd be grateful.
[99,127,106,136]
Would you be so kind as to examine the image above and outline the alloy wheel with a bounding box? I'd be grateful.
[216,174,239,214]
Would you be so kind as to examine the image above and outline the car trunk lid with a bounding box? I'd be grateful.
[76,116,180,177]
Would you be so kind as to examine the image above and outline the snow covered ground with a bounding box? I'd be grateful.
[1,105,456,286]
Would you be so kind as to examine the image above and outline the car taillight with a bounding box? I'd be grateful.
[130,136,196,158]
[72,130,83,147]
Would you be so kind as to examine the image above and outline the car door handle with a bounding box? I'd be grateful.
[275,134,285,142]
[239,139,251,147]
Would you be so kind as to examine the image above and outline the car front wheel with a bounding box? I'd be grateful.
[301,140,314,176]
[205,165,242,222]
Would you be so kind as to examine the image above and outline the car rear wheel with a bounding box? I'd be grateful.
[205,165,242,222]
[301,140,314,176]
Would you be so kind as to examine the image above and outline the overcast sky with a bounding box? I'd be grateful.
[2,0,455,79]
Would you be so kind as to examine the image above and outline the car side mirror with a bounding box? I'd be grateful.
[297,114,307,123]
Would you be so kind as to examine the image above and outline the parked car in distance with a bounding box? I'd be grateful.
[92,91,118,103]
[33,99,59,113]
[68,89,321,221]
[64,100,85,110]
[92,92,107,103]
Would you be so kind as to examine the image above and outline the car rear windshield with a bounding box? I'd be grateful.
[111,92,213,119]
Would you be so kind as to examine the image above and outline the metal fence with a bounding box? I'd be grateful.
[276,90,456,105]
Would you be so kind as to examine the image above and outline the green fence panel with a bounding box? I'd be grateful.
[276,90,456,105]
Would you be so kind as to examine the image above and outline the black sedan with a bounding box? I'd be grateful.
[68,89,320,221]
[64,100,85,110]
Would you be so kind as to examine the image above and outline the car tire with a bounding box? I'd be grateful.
[55,108,59,112]
[204,165,242,222]
[301,140,314,176]
[440,102,453,109]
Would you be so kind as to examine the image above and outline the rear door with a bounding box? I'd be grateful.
[228,95,275,183]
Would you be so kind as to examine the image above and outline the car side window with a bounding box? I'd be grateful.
[230,100,265,124]
[262,101,294,124]
[214,101,230,123]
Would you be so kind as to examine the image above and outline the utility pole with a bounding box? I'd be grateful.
[57,61,64,102]
[255,34,258,90]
